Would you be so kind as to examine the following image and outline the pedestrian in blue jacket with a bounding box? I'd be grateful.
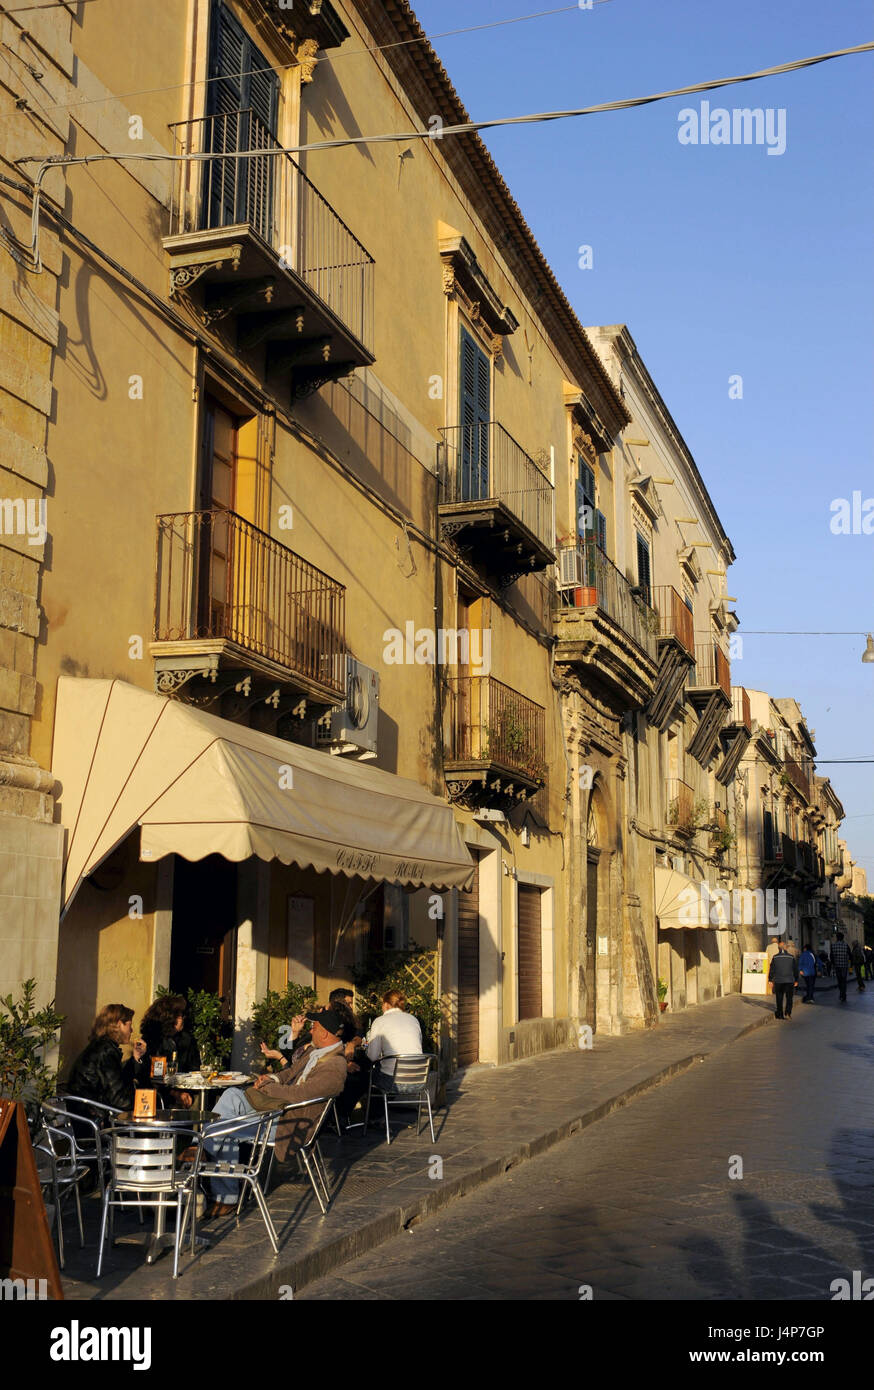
[799,944,817,1004]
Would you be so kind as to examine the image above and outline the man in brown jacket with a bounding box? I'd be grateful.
[203,1010,347,1218]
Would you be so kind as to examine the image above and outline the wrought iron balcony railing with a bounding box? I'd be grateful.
[783,755,811,803]
[154,508,346,698]
[438,422,553,553]
[444,675,546,785]
[167,109,374,352]
[730,686,751,731]
[651,586,695,656]
[688,643,731,698]
[555,540,658,661]
[666,777,697,832]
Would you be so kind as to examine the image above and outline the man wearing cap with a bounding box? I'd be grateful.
[202,1009,347,1219]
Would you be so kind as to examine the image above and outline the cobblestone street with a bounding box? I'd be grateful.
[300,986,874,1300]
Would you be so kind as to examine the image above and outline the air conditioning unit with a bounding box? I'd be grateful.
[327,656,379,758]
[558,545,583,589]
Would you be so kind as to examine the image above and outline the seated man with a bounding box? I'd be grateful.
[202,1009,347,1219]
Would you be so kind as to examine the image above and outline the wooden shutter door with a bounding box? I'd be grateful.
[517,884,542,1020]
[459,328,490,501]
[457,852,480,1066]
[636,532,651,603]
[206,2,279,231]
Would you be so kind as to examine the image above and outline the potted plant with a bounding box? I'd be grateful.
[250,981,318,1071]
[657,978,669,1012]
[188,989,232,1072]
[0,979,65,1120]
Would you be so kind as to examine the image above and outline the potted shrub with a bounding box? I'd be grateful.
[0,979,65,1123]
[250,981,318,1071]
[657,978,669,1012]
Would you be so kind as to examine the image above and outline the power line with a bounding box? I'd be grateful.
[6,37,873,142]
[0,1,614,121]
[738,630,870,636]
[1,0,101,10]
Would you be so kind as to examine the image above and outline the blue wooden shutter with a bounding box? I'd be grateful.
[460,327,490,500]
[595,509,607,554]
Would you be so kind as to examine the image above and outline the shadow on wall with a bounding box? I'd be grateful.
[55,830,158,1074]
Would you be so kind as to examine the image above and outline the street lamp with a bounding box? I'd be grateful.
[862,634,874,664]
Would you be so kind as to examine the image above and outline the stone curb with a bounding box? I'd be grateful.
[239,1008,775,1299]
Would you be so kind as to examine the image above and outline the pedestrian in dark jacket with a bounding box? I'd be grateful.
[851,941,867,992]
[768,945,799,1019]
[831,934,850,1002]
[66,1003,147,1110]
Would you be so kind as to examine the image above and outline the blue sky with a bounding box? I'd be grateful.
[412,0,874,879]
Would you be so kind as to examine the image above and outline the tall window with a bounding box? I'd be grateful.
[205,1,280,235]
[635,530,651,603]
[459,327,490,500]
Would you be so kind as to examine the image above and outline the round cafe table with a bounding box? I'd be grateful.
[115,1108,219,1265]
[158,1073,253,1114]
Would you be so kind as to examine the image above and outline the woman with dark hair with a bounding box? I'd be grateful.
[66,1004,148,1111]
[141,994,201,1073]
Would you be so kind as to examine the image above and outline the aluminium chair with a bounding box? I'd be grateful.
[33,1121,90,1269]
[97,1120,200,1279]
[363,1054,438,1145]
[256,1096,337,1215]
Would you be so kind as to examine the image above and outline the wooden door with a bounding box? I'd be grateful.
[197,397,238,638]
[517,883,542,1021]
[457,851,480,1066]
[585,854,598,1030]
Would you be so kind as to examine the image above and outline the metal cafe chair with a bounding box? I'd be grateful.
[196,1108,283,1253]
[363,1054,438,1145]
[32,1122,90,1269]
[97,1121,200,1279]
[256,1096,337,1215]
[43,1097,118,1201]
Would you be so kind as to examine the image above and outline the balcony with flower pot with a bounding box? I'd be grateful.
[553,538,658,710]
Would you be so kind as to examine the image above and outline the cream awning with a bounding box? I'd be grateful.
[654,866,730,929]
[53,677,473,912]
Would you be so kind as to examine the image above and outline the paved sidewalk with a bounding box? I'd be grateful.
[60,989,821,1301]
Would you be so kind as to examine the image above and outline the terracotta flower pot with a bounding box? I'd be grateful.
[659,1000,668,1012]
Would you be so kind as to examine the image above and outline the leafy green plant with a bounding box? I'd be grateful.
[712,825,736,854]
[353,944,443,1053]
[0,979,65,1108]
[188,989,232,1069]
[249,982,318,1069]
[657,977,669,1002]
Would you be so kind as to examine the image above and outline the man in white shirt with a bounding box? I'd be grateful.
[365,989,423,1091]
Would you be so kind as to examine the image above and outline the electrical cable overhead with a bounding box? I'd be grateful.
[5,37,873,136]
[0,0,616,120]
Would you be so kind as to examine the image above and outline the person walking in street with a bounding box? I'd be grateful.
[851,940,867,992]
[768,942,799,1019]
[865,944,874,982]
[799,943,818,1004]
[831,932,850,1003]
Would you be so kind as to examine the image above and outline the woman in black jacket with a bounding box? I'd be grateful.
[66,1003,147,1111]
[140,994,201,1074]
